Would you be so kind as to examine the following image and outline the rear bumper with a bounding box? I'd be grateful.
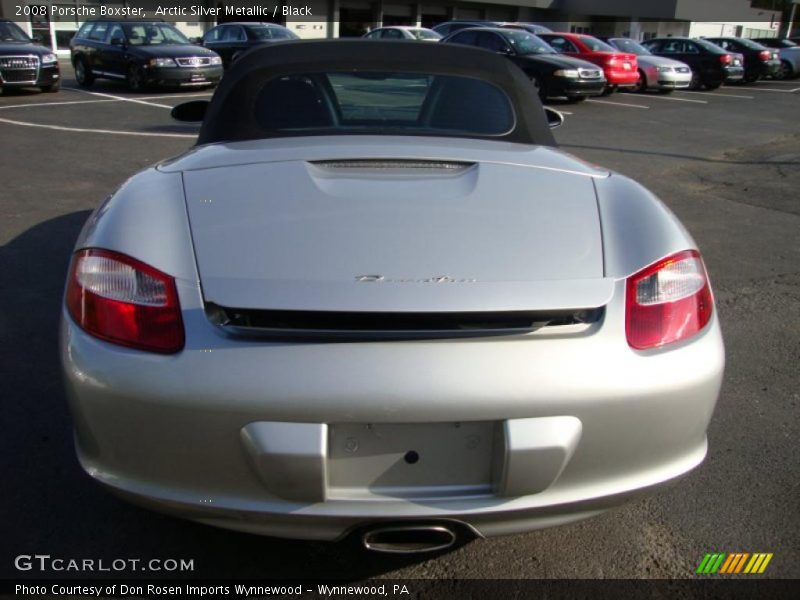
[723,66,745,81]
[605,70,639,86]
[61,279,724,540]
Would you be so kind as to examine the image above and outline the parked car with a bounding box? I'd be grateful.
[62,40,724,550]
[70,20,223,91]
[432,20,503,37]
[442,27,605,102]
[202,22,298,68]
[600,37,692,93]
[750,37,800,79]
[499,22,553,35]
[704,37,780,82]
[537,32,639,94]
[0,19,60,93]
[363,26,441,42]
[641,37,744,89]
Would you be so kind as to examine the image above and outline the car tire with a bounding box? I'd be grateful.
[658,88,674,94]
[126,65,146,92]
[633,69,647,93]
[743,72,760,84]
[41,81,60,93]
[565,96,587,103]
[705,81,722,91]
[778,60,794,80]
[74,58,94,87]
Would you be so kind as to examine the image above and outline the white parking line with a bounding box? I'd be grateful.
[741,86,800,92]
[0,98,118,110]
[638,94,707,104]
[676,90,754,99]
[0,116,196,138]
[586,99,649,109]
[63,87,173,109]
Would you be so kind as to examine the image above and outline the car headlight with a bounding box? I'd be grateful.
[209,56,222,66]
[656,66,674,73]
[149,57,178,68]
[553,69,580,78]
[41,53,57,64]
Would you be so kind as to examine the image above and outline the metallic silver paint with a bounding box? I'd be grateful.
[61,137,725,541]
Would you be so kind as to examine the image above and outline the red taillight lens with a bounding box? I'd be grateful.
[759,50,771,61]
[720,54,732,65]
[66,249,184,354]
[625,250,713,350]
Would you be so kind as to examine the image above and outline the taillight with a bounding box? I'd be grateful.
[66,249,184,354]
[759,50,771,61]
[625,250,713,350]
[720,54,732,65]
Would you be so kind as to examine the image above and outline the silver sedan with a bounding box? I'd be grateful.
[606,37,693,92]
[61,40,724,553]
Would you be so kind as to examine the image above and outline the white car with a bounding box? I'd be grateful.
[363,26,442,42]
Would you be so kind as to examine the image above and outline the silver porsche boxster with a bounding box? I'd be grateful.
[61,41,724,553]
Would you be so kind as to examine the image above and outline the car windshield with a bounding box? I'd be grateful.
[122,23,190,45]
[609,38,651,56]
[409,28,441,40]
[581,36,616,52]
[247,25,298,40]
[504,30,555,54]
[253,71,514,136]
[0,21,31,42]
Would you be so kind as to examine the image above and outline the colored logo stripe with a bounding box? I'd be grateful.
[697,552,773,574]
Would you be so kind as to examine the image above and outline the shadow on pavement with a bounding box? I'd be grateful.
[0,211,453,580]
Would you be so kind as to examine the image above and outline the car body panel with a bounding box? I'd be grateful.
[538,33,639,88]
[61,41,724,541]
[642,37,744,87]
[440,28,607,99]
[0,21,60,90]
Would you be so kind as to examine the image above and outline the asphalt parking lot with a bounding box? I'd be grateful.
[1,61,798,580]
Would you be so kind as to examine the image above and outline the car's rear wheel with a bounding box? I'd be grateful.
[658,88,674,94]
[705,80,722,90]
[689,71,702,90]
[74,58,93,87]
[126,65,146,92]
[41,81,60,93]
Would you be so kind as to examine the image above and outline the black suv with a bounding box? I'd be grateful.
[0,19,60,93]
[70,20,222,91]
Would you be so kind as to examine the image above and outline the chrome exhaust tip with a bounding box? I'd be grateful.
[362,524,457,554]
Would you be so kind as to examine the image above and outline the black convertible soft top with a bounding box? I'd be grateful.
[197,40,555,147]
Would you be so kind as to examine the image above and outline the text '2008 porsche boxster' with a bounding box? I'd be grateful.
[61,40,724,553]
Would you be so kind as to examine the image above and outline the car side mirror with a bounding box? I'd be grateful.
[171,100,209,123]
[110,37,125,47]
[544,107,564,129]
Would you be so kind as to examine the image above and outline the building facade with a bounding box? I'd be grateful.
[0,0,782,56]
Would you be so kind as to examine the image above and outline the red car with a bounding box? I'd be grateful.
[538,33,639,94]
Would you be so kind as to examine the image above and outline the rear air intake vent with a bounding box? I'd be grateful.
[311,159,474,171]
[207,305,603,342]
